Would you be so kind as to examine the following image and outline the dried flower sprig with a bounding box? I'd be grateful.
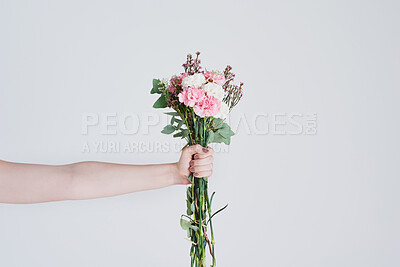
[183,51,202,75]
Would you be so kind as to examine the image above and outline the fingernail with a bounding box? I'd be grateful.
[194,173,199,177]
[189,167,195,172]
[189,160,194,166]
[194,154,199,159]
[202,148,209,153]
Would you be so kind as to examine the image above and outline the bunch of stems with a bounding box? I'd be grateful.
[184,111,216,267]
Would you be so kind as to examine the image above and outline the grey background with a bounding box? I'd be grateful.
[0,0,399,266]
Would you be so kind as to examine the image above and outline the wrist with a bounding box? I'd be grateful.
[168,162,183,185]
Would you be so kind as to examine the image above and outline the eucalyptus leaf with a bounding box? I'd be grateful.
[176,119,184,129]
[173,132,183,138]
[164,111,179,116]
[161,124,175,134]
[180,218,190,231]
[213,118,224,128]
[188,224,199,231]
[150,79,161,94]
[211,132,227,144]
[153,95,168,108]
[206,131,214,144]
[190,202,195,212]
[181,129,189,138]
[186,208,193,216]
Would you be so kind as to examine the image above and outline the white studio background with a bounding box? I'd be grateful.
[0,1,399,266]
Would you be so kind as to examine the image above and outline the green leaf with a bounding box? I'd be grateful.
[153,95,168,108]
[186,208,193,216]
[206,131,214,144]
[223,135,231,145]
[176,119,184,129]
[180,218,198,232]
[181,129,189,138]
[211,132,226,144]
[210,192,216,207]
[186,200,193,216]
[207,204,229,224]
[215,123,234,145]
[188,224,199,231]
[164,111,179,116]
[213,118,224,128]
[173,132,183,138]
[161,124,175,134]
[190,202,195,213]
[150,79,162,94]
[218,123,235,135]
[186,200,193,215]
[180,218,190,231]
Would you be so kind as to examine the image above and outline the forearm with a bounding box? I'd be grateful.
[0,160,181,204]
[0,145,213,204]
[69,161,179,200]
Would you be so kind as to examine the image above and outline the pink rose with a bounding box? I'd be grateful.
[178,87,205,107]
[204,71,226,86]
[193,95,221,117]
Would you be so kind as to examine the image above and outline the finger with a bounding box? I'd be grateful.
[184,144,213,158]
[194,170,213,178]
[190,156,213,167]
[193,147,214,159]
[190,164,212,174]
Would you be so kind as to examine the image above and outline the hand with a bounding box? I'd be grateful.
[173,144,214,185]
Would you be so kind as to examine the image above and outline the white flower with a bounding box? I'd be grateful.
[182,73,206,88]
[202,82,224,101]
[215,101,230,120]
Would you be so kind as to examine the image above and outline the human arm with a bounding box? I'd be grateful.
[0,144,214,204]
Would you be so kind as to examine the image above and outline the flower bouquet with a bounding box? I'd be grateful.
[150,52,243,267]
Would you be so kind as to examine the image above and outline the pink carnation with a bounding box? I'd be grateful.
[178,87,205,107]
[204,71,226,86]
[193,95,221,117]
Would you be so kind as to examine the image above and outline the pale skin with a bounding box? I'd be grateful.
[0,144,214,204]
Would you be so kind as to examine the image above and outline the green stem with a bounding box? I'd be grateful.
[205,186,216,266]
[184,114,216,267]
